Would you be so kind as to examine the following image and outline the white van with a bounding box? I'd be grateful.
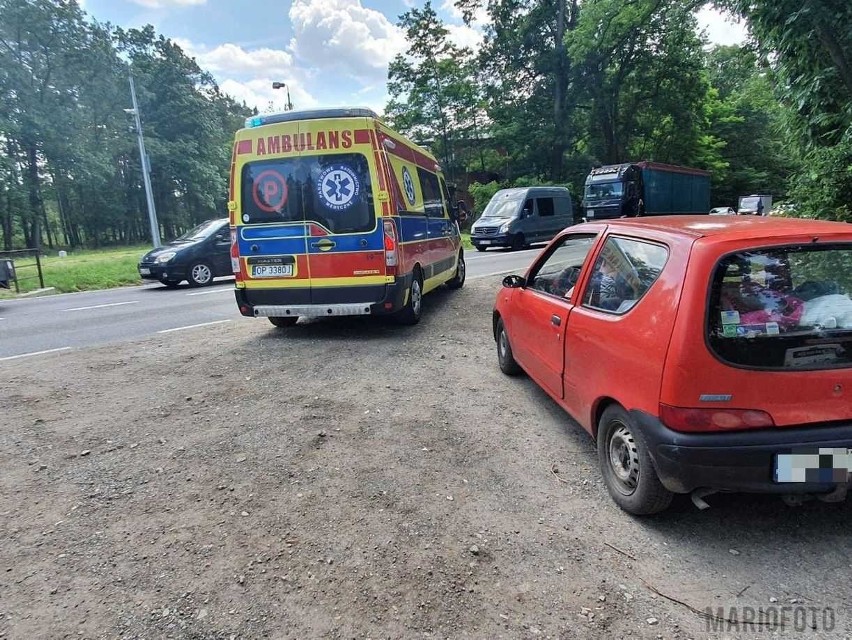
[469,187,574,251]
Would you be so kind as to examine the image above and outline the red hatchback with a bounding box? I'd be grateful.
[493,216,852,514]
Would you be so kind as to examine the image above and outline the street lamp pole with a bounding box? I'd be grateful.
[127,74,161,248]
[271,82,294,111]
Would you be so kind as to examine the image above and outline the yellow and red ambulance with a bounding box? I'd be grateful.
[228,108,467,326]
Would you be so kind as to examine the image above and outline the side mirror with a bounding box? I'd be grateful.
[502,274,525,289]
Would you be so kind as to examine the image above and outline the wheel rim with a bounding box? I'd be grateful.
[411,279,422,315]
[498,328,508,360]
[192,264,212,284]
[457,256,465,282]
[607,423,640,495]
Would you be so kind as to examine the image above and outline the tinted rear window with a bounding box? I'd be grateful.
[708,245,852,369]
[241,153,375,234]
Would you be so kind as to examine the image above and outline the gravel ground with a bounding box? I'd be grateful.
[1,276,850,639]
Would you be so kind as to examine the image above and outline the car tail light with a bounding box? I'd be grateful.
[659,404,775,433]
[383,219,398,274]
[230,227,243,281]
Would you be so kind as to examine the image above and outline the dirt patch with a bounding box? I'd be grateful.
[1,278,850,639]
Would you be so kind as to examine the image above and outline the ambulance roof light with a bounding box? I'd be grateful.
[245,107,380,129]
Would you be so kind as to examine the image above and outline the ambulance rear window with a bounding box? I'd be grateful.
[707,244,852,369]
[241,153,375,234]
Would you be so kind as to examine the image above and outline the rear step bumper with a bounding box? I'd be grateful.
[234,275,411,318]
[254,303,371,318]
[631,410,852,495]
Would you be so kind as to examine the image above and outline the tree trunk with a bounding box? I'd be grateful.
[25,144,45,249]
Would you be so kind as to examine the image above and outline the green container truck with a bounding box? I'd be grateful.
[582,161,711,220]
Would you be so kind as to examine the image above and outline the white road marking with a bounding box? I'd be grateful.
[66,301,139,312]
[187,288,234,296]
[0,347,72,361]
[158,320,231,334]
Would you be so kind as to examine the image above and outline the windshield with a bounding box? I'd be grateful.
[739,197,761,210]
[173,220,224,242]
[708,245,852,369]
[480,195,522,219]
[584,181,624,201]
[241,153,375,234]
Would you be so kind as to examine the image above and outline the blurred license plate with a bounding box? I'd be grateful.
[774,449,852,483]
[251,264,294,278]
[139,268,150,275]
[479,239,491,245]
[586,210,595,218]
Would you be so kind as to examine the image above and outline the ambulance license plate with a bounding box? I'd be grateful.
[251,264,294,278]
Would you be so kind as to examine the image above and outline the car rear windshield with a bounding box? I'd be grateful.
[708,245,852,369]
[241,153,375,234]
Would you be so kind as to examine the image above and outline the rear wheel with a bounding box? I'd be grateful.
[187,261,214,287]
[395,269,423,325]
[496,318,521,375]
[511,233,526,251]
[597,405,673,515]
[446,252,465,290]
[269,316,298,328]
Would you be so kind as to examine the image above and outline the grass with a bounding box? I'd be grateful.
[2,246,149,296]
[461,232,473,250]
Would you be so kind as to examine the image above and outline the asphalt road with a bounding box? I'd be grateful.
[0,246,543,361]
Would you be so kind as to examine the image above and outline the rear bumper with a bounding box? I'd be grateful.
[470,234,510,248]
[234,274,412,318]
[631,410,852,495]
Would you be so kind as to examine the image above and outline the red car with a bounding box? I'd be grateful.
[493,216,852,514]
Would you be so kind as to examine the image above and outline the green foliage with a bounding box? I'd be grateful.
[0,0,252,251]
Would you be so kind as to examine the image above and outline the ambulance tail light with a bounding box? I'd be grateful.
[383,219,398,274]
[230,228,243,281]
[659,404,775,433]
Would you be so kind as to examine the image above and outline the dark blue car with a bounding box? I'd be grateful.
[138,219,232,288]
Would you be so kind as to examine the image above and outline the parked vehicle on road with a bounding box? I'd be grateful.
[228,107,466,327]
[709,206,735,216]
[493,216,852,514]
[738,194,772,216]
[138,219,232,288]
[0,257,14,289]
[469,187,574,252]
[582,162,710,220]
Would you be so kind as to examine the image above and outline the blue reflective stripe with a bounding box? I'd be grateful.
[237,237,307,255]
[240,224,308,240]
[306,229,383,253]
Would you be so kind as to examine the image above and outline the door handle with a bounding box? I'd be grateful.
[551,315,561,327]
[310,240,336,250]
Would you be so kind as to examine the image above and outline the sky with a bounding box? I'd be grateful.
[78,0,748,115]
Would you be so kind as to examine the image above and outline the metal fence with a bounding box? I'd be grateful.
[0,249,44,293]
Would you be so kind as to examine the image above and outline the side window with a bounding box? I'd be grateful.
[537,198,555,217]
[416,168,445,218]
[582,236,669,314]
[527,234,598,299]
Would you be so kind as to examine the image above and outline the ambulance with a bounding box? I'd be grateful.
[228,108,467,326]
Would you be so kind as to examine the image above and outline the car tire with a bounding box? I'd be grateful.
[269,316,298,328]
[187,261,214,287]
[475,246,487,252]
[511,233,525,251]
[496,317,521,376]
[446,251,465,290]
[597,405,673,515]
[160,278,180,289]
[395,268,423,325]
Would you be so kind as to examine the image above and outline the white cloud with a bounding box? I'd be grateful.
[220,78,319,113]
[288,0,406,83]
[192,43,294,78]
[445,23,482,51]
[695,7,747,46]
[440,0,488,27]
[130,0,206,8]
